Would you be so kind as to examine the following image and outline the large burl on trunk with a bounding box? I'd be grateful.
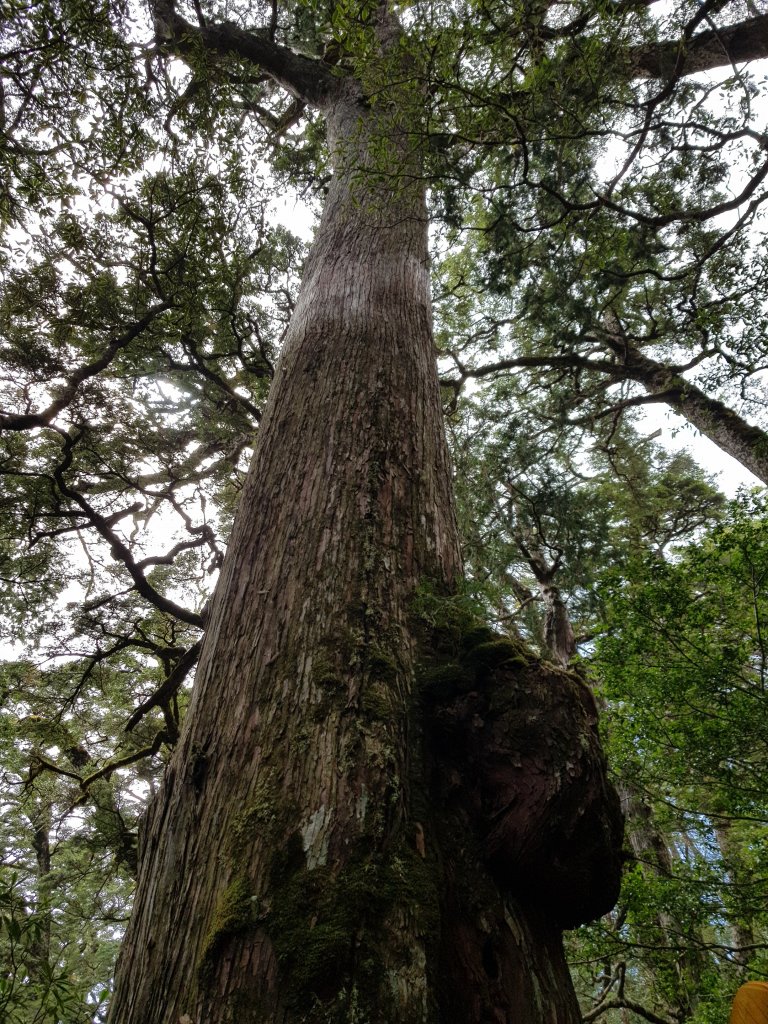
[109,77,622,1024]
[420,628,623,1023]
[428,641,622,928]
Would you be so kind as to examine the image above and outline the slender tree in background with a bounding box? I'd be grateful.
[2,0,768,1021]
[581,495,768,1023]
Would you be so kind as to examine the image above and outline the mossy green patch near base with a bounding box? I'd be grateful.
[198,875,256,982]
[462,638,529,673]
[266,844,440,1018]
[411,583,532,702]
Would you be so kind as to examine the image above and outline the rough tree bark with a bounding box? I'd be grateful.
[632,12,768,78]
[108,10,625,1024]
[27,794,52,991]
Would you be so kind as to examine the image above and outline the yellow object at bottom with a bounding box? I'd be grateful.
[730,983,768,1024]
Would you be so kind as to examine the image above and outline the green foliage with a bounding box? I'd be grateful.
[598,493,768,819]
[0,662,141,1022]
[566,495,768,1022]
[449,381,726,650]
[0,870,100,1024]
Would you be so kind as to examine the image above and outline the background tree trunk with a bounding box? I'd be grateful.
[713,820,757,971]
[109,89,622,1024]
[27,793,52,992]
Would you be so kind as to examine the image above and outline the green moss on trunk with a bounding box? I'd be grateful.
[198,876,256,981]
[266,844,440,1019]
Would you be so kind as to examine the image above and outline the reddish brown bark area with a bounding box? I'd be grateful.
[109,91,464,1024]
[418,641,623,1024]
[430,658,623,930]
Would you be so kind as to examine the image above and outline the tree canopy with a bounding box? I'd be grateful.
[1,0,768,1019]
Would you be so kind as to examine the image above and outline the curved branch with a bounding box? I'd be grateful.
[440,351,626,391]
[152,0,338,107]
[52,432,205,628]
[0,302,171,431]
[595,154,768,229]
[582,997,675,1024]
[443,334,768,484]
[601,324,768,484]
[168,335,263,422]
[124,639,203,733]
[80,729,169,789]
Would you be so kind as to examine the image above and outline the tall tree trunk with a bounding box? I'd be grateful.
[109,88,622,1024]
[27,795,52,992]
[618,784,703,1020]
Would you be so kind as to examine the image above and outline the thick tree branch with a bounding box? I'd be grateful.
[152,0,338,107]
[52,432,205,628]
[440,351,625,392]
[582,997,676,1024]
[600,320,768,484]
[443,334,768,484]
[168,335,263,422]
[80,729,169,788]
[633,13,768,78]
